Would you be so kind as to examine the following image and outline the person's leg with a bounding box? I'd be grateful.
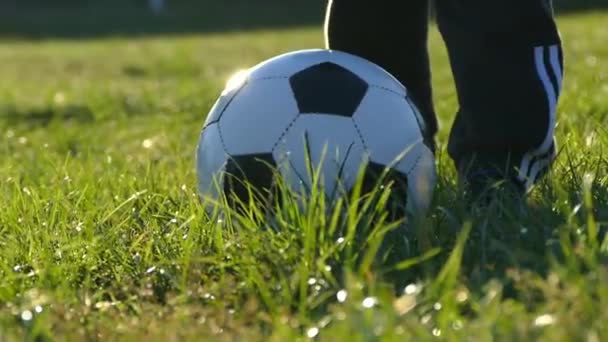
[324,0,437,151]
[435,0,563,195]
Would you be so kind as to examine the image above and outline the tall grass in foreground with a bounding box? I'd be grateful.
[1,131,608,340]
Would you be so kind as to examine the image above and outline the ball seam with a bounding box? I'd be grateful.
[249,76,290,82]
[351,117,369,152]
[406,145,423,176]
[215,122,231,155]
[271,113,301,152]
[369,84,406,98]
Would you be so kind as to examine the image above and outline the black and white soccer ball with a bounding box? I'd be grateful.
[196,49,436,216]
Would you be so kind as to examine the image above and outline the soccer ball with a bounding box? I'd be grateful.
[196,49,435,217]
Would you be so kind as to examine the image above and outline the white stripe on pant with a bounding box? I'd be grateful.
[517,45,562,191]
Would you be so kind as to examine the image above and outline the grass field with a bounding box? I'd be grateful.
[1,3,608,340]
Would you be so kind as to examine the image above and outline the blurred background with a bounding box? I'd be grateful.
[1,0,606,40]
[0,0,326,39]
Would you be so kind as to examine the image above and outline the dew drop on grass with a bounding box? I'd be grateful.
[324,265,332,272]
[34,305,43,313]
[534,314,555,327]
[336,237,345,244]
[54,92,66,104]
[318,316,332,329]
[432,328,441,337]
[145,266,156,274]
[452,320,463,330]
[21,310,33,321]
[306,327,319,338]
[456,291,469,303]
[404,284,418,295]
[433,302,442,311]
[142,139,154,149]
[307,278,317,285]
[336,290,347,303]
[362,297,377,309]
[394,294,416,315]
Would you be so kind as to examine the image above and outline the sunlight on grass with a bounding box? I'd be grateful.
[1,9,608,341]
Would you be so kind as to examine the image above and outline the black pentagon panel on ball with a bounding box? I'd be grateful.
[358,161,409,220]
[289,62,368,117]
[223,153,280,210]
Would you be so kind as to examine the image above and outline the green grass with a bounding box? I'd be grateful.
[1,7,608,341]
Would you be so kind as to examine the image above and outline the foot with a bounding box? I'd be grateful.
[460,168,525,206]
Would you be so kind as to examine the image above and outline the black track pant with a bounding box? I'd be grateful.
[325,0,563,191]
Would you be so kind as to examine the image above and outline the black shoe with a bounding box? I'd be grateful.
[467,172,525,207]
[457,154,528,209]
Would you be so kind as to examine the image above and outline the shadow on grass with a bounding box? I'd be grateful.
[553,0,608,13]
[0,105,95,127]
